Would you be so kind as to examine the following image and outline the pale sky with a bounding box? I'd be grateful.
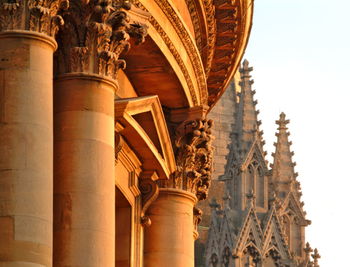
[244,1,350,266]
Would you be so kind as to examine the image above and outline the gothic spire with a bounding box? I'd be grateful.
[271,113,300,198]
[235,59,265,158]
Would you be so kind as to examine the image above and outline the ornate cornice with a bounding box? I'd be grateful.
[0,0,69,37]
[184,0,202,53]
[132,0,207,106]
[148,17,198,105]
[158,118,214,201]
[202,0,216,75]
[153,0,207,104]
[54,0,147,80]
[207,0,254,107]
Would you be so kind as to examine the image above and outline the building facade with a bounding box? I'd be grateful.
[0,1,253,267]
[195,61,320,267]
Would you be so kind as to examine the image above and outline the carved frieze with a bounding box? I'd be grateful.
[0,0,69,36]
[54,0,147,80]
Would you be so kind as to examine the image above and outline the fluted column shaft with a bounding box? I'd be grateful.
[0,31,56,267]
[144,188,197,267]
[53,74,116,267]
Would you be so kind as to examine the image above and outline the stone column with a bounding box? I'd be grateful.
[143,117,214,267]
[0,1,67,266]
[144,189,197,267]
[52,1,146,267]
[53,73,117,267]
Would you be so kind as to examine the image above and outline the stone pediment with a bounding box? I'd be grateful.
[218,212,236,249]
[233,206,264,255]
[240,137,268,173]
[115,95,176,179]
[280,191,310,226]
[262,207,291,260]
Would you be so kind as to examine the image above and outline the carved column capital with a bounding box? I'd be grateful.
[159,117,214,202]
[54,0,147,81]
[0,0,69,36]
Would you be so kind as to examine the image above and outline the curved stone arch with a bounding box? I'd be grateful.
[281,214,291,245]
[263,247,282,267]
[221,246,231,267]
[208,253,219,267]
[243,242,262,263]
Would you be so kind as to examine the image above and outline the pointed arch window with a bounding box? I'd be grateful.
[233,174,239,207]
[256,166,265,208]
[245,158,265,208]
[246,164,255,196]
[209,253,218,267]
[222,247,230,267]
[291,215,302,256]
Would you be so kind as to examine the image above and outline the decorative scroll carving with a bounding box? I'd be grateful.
[159,118,213,201]
[114,132,124,163]
[193,206,202,239]
[54,0,147,80]
[0,0,69,36]
[139,173,159,227]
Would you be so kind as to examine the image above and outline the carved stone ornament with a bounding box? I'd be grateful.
[139,175,159,227]
[0,0,69,36]
[54,0,147,79]
[159,118,214,201]
[222,247,231,267]
[209,253,218,267]
[193,206,202,239]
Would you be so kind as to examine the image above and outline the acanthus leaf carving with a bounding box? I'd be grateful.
[170,118,214,201]
[0,0,69,36]
[55,0,147,80]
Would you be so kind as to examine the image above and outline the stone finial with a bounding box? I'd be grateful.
[239,59,253,79]
[304,242,313,256]
[312,248,320,267]
[276,112,290,131]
